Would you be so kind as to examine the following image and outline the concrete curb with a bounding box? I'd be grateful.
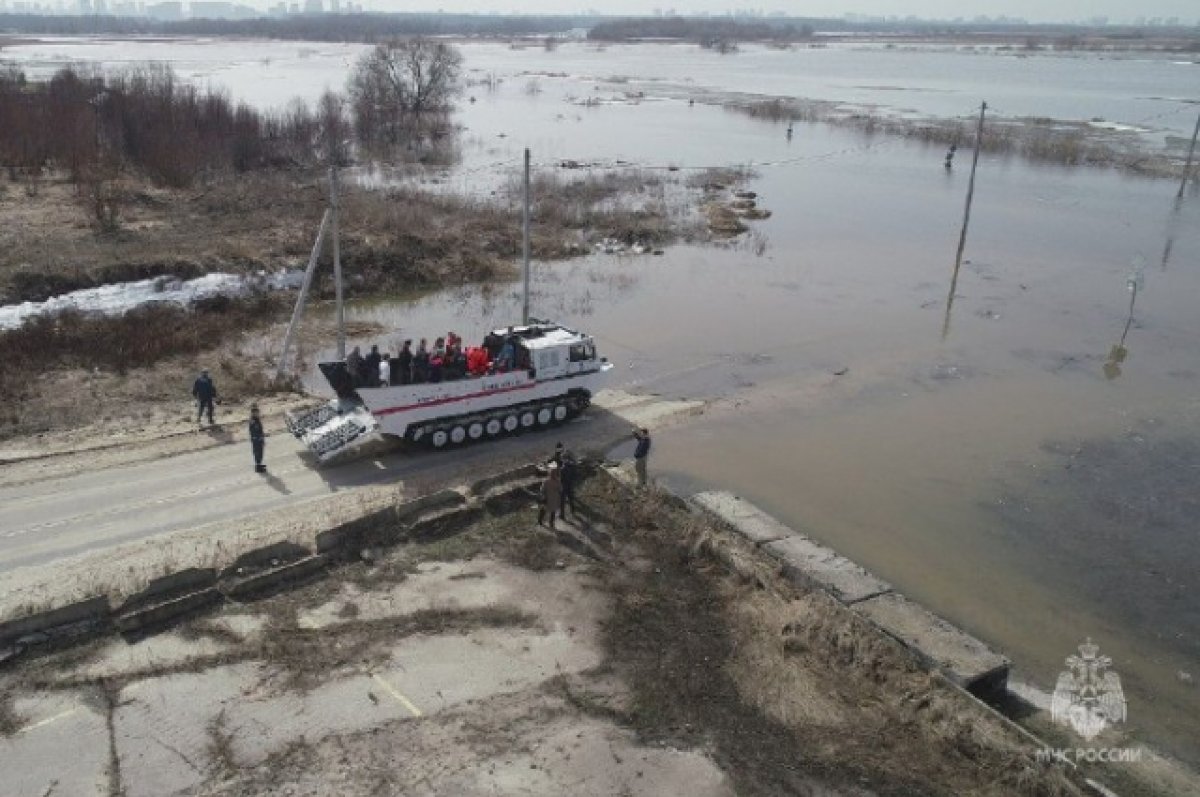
[118,568,217,615]
[0,596,112,655]
[408,506,487,543]
[0,459,562,668]
[222,555,331,601]
[116,588,224,636]
[470,463,542,497]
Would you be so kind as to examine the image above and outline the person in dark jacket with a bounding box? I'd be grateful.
[192,369,217,426]
[537,463,563,530]
[633,427,651,487]
[249,404,266,473]
[364,345,382,387]
[345,346,364,387]
[548,442,579,519]
[412,339,430,383]
[396,340,413,385]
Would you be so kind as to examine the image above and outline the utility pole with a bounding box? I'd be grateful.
[943,101,987,341]
[278,209,331,379]
[1178,112,1200,200]
[522,147,531,325]
[330,166,345,360]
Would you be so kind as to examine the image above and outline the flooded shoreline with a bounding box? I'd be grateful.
[1,34,1198,771]
[310,118,1200,766]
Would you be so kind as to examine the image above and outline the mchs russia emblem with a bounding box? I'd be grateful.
[1051,638,1127,740]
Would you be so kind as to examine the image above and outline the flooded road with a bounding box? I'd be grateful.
[4,36,1200,765]
[327,123,1200,764]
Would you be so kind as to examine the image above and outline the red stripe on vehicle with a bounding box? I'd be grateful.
[372,381,539,416]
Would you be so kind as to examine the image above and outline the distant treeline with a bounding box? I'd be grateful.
[588,18,813,43]
[0,13,581,42]
[0,65,333,187]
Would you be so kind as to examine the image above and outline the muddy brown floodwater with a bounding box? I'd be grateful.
[10,35,1194,770]
[317,112,1200,769]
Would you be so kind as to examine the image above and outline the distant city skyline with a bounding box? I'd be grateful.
[268,0,1198,25]
[0,0,1198,25]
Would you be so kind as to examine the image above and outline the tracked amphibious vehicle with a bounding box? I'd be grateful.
[286,320,612,461]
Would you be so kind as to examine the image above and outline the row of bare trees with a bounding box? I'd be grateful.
[0,38,463,192]
[0,64,349,190]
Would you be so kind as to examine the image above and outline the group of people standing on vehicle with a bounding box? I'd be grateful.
[343,328,530,390]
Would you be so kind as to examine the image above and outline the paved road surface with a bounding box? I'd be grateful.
[0,393,686,576]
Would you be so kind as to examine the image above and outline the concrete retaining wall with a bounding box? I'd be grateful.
[0,464,542,666]
[470,464,542,497]
[0,596,112,655]
[688,488,1010,700]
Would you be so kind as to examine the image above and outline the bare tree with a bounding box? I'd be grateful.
[316,90,351,166]
[347,38,463,149]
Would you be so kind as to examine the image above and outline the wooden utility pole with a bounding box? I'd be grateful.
[330,166,345,360]
[522,148,531,324]
[278,209,331,378]
[1178,112,1200,200]
[943,101,987,340]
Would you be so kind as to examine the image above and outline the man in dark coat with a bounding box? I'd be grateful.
[548,442,579,520]
[396,340,413,385]
[364,345,382,387]
[345,346,364,387]
[192,369,216,426]
[249,405,266,473]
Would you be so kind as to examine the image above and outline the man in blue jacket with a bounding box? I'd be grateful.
[192,369,216,426]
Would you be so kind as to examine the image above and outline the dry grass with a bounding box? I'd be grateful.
[582,477,1091,797]
[256,606,535,693]
[0,690,22,737]
[0,296,299,440]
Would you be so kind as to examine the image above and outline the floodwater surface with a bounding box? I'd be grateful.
[4,36,1200,767]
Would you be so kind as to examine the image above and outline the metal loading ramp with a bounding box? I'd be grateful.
[286,400,380,462]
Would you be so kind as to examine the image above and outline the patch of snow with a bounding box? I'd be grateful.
[0,270,303,330]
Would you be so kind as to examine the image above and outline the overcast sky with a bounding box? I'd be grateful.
[362,2,1199,24]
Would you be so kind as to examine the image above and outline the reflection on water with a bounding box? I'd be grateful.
[1103,271,1141,381]
[1159,196,1184,272]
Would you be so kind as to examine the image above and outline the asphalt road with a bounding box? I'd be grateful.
[0,393,685,576]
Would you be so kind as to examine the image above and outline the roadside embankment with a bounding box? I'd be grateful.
[0,458,1117,796]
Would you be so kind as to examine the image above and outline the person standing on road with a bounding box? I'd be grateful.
[192,369,216,426]
[249,404,266,474]
[538,463,563,530]
[633,427,651,487]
